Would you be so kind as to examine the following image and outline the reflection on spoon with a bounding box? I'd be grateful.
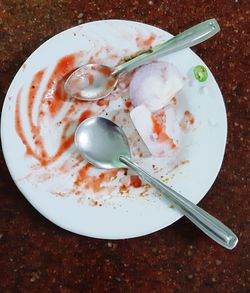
[75,116,238,250]
[64,64,117,100]
[64,19,220,101]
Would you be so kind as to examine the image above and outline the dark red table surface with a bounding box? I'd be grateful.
[0,1,249,292]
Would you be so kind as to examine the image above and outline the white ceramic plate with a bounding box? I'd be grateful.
[1,20,227,239]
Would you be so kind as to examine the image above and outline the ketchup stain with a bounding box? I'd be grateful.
[44,54,80,117]
[94,66,112,76]
[105,79,115,90]
[74,163,92,187]
[15,53,95,167]
[125,100,132,108]
[87,73,94,85]
[97,99,110,107]
[119,184,128,193]
[15,51,149,200]
[184,111,195,124]
[136,33,156,49]
[28,69,45,131]
[179,110,195,132]
[130,175,142,188]
[74,163,118,193]
[79,110,94,123]
[15,90,35,157]
[151,114,176,149]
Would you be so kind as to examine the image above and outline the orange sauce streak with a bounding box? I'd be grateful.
[143,34,156,47]
[151,114,162,136]
[184,111,195,124]
[130,175,142,188]
[74,163,92,186]
[79,110,93,123]
[28,69,47,159]
[74,163,118,192]
[105,79,115,90]
[15,53,95,167]
[15,51,124,198]
[28,69,45,128]
[136,33,156,49]
[179,111,195,132]
[87,73,94,85]
[95,66,112,76]
[151,114,176,149]
[15,90,35,156]
[50,135,74,165]
[125,100,132,108]
[97,99,110,107]
[44,54,78,117]
[119,185,128,193]
[86,170,118,193]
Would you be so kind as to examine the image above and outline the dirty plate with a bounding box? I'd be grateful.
[1,20,227,239]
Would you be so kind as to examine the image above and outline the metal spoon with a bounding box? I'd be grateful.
[65,19,220,101]
[75,117,238,249]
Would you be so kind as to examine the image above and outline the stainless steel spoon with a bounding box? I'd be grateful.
[75,117,238,249]
[65,19,220,101]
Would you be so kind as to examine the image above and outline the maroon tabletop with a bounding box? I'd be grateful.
[0,1,249,292]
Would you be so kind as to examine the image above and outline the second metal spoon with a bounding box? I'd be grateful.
[65,18,220,101]
[75,117,238,249]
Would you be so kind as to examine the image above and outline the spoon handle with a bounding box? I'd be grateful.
[113,19,220,76]
[120,155,238,250]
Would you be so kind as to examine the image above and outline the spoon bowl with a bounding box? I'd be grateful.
[75,117,130,169]
[64,64,117,100]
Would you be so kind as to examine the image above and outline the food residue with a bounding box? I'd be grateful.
[136,33,156,49]
[14,34,194,206]
[179,111,195,132]
[130,175,142,188]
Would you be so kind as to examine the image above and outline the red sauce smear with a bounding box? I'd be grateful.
[179,111,195,132]
[74,163,118,193]
[79,110,93,123]
[151,114,176,149]
[44,54,79,117]
[28,69,47,160]
[94,66,112,76]
[28,69,45,133]
[105,79,116,90]
[125,100,132,108]
[130,175,142,188]
[74,163,92,186]
[97,99,110,107]
[15,90,36,157]
[15,53,95,167]
[15,51,141,199]
[136,33,156,49]
[184,111,195,124]
[119,184,129,193]
[87,73,94,85]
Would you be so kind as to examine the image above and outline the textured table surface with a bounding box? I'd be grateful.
[0,1,249,292]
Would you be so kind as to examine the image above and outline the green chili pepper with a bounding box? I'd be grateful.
[193,65,208,82]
